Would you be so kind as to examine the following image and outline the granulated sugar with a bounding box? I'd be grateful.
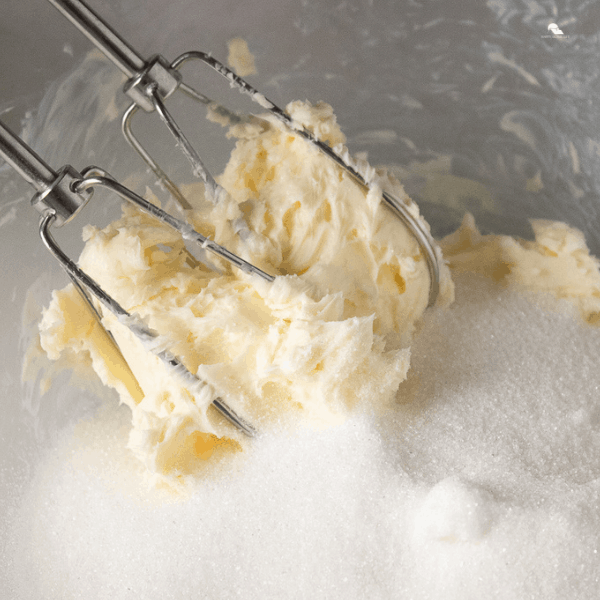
[2,272,600,599]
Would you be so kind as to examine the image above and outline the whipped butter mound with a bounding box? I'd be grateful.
[38,101,448,483]
[200,100,453,341]
[441,213,600,323]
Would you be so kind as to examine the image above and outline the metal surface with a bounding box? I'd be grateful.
[0,122,55,191]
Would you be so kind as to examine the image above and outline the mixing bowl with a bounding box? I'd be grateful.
[1,0,599,595]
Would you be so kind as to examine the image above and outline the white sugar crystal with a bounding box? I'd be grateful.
[3,272,600,599]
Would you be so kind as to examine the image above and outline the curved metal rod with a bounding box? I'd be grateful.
[171,51,441,307]
[149,87,220,202]
[75,168,275,282]
[38,211,257,437]
[122,102,193,210]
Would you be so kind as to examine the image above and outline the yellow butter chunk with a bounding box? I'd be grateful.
[192,100,453,340]
[441,213,600,323]
[227,37,257,77]
[39,284,144,405]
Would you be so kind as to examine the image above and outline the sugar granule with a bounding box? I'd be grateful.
[3,272,600,599]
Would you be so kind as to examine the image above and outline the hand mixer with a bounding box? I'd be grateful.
[1,0,443,439]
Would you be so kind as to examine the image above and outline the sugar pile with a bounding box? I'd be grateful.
[2,272,600,599]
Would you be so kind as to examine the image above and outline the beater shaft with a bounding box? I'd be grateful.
[48,0,181,113]
[0,124,55,191]
[47,0,145,79]
[0,122,91,225]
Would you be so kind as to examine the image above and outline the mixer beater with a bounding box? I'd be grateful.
[0,0,443,438]
[46,0,441,306]
[0,121,260,435]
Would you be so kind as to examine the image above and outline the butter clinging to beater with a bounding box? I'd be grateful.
[39,100,453,485]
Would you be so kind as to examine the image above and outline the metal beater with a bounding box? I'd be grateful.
[0,0,443,437]
[0,121,259,436]
[46,0,441,306]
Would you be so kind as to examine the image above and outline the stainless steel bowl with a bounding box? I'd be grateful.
[1,0,599,566]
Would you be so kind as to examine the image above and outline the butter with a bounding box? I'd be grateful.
[441,213,600,323]
[227,37,257,77]
[39,100,452,485]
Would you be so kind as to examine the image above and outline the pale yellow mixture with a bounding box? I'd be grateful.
[39,101,455,485]
[37,100,600,488]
